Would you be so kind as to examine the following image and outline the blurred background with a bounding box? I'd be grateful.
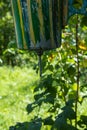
[0,0,87,130]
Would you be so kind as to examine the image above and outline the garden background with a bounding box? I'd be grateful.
[0,0,87,130]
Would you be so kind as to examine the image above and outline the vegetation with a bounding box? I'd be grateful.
[0,0,87,130]
[0,66,39,130]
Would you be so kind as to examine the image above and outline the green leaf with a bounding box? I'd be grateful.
[10,121,42,130]
[62,106,76,120]
[73,0,83,9]
[43,116,54,125]
[26,103,34,114]
[81,16,87,27]
[67,64,76,77]
[52,116,67,130]
[80,115,87,125]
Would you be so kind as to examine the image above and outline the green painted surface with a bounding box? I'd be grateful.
[30,0,40,43]
[11,0,62,50]
[11,0,23,48]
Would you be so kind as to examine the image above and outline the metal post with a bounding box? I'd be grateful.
[38,55,42,77]
[37,49,43,77]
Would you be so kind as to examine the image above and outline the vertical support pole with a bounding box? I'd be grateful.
[38,54,42,77]
[37,49,43,77]
[75,14,80,128]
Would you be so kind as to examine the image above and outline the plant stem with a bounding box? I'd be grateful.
[61,87,66,104]
[75,14,80,128]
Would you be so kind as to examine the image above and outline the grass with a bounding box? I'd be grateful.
[0,66,39,130]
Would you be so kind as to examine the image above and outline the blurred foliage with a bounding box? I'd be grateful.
[1,0,87,130]
[9,14,87,130]
[2,48,37,67]
[0,0,15,55]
